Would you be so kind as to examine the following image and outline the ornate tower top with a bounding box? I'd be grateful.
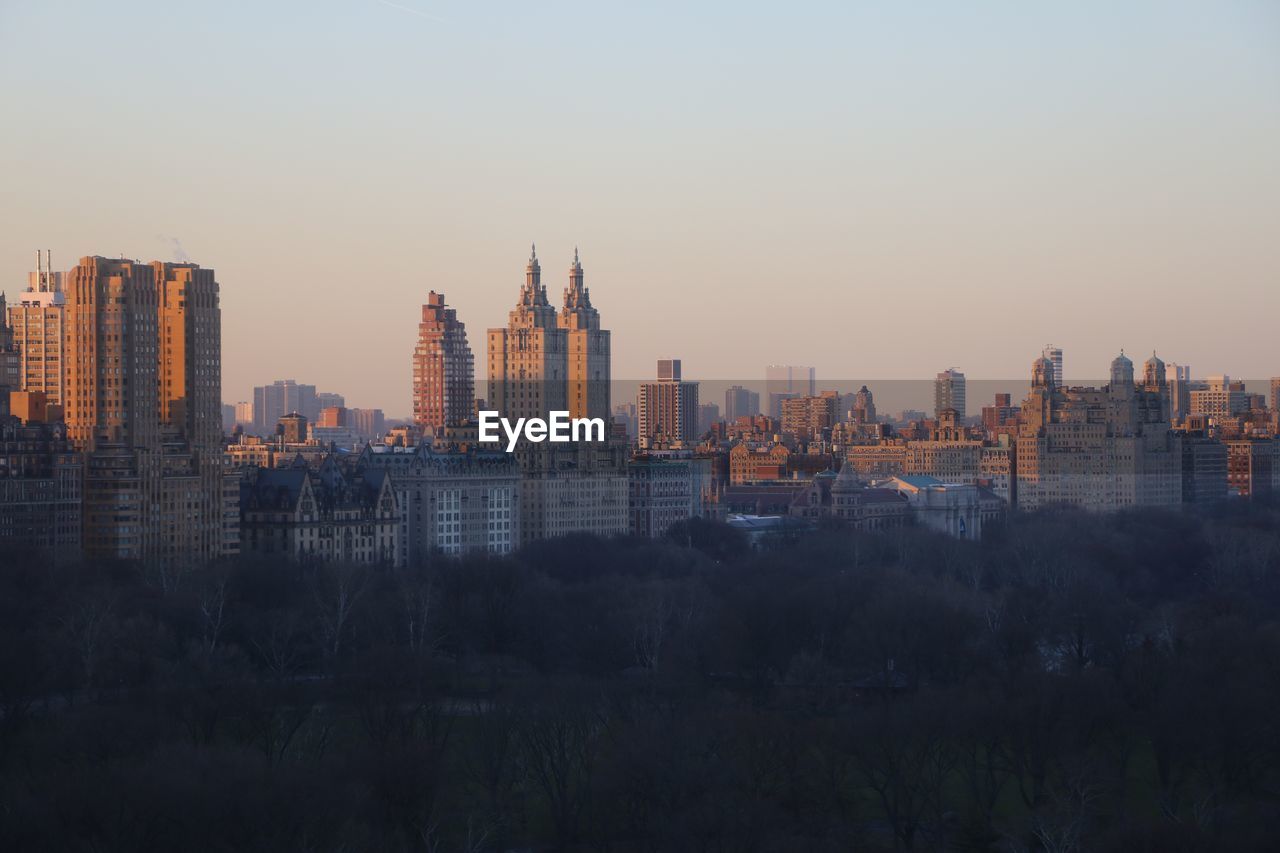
[520,242,548,307]
[564,246,591,310]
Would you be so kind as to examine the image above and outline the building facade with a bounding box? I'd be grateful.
[638,359,700,449]
[413,290,474,435]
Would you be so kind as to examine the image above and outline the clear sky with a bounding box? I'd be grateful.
[2,0,1277,415]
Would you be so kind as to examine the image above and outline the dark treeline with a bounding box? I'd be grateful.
[3,504,1280,851]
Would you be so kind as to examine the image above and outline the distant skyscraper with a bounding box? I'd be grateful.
[1042,345,1063,387]
[234,401,253,425]
[7,251,67,410]
[489,245,626,544]
[558,248,611,421]
[766,364,815,419]
[253,379,318,434]
[850,384,877,424]
[413,290,474,434]
[1167,363,1192,422]
[935,368,966,420]
[1271,377,1280,415]
[487,245,567,422]
[638,359,699,449]
[724,385,759,421]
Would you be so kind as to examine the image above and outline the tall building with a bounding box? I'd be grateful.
[487,245,567,422]
[7,250,66,411]
[1269,377,1280,415]
[638,359,700,449]
[1041,345,1064,387]
[935,368,966,420]
[724,385,759,421]
[253,379,318,434]
[156,261,224,560]
[766,364,815,419]
[0,293,19,415]
[849,385,877,424]
[1167,363,1192,422]
[488,246,627,543]
[63,256,223,563]
[1016,353,1180,512]
[412,290,474,434]
[559,248,610,421]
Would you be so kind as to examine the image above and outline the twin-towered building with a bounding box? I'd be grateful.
[409,246,627,546]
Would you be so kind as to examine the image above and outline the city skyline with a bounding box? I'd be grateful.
[3,1,1277,411]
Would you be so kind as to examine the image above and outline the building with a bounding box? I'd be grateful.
[0,294,19,413]
[1179,435,1228,505]
[696,402,721,437]
[890,475,1001,540]
[730,443,791,484]
[238,455,400,565]
[1015,353,1181,512]
[487,245,568,422]
[766,364,815,420]
[1225,439,1274,498]
[559,248,611,422]
[788,463,910,532]
[1042,346,1064,387]
[724,385,759,421]
[413,290,474,435]
[1167,364,1192,422]
[358,442,520,562]
[60,255,225,564]
[348,407,386,439]
[0,416,82,562]
[488,246,628,543]
[1271,377,1280,416]
[1190,375,1250,420]
[6,251,66,410]
[849,385,877,424]
[638,359,699,449]
[627,455,711,537]
[934,369,966,420]
[780,394,838,443]
[233,400,253,426]
[253,380,318,434]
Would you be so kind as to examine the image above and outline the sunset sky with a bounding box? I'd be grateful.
[2,0,1277,415]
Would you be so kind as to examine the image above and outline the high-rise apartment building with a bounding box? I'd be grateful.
[64,256,223,563]
[7,251,66,411]
[413,290,474,434]
[1016,352,1180,512]
[724,385,759,421]
[935,368,966,420]
[1269,377,1280,416]
[638,359,700,449]
[488,246,627,544]
[559,248,610,422]
[1166,363,1192,422]
[487,245,567,422]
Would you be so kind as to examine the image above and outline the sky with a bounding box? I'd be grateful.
[1,0,1277,416]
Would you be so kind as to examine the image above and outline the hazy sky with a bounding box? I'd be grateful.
[2,0,1277,415]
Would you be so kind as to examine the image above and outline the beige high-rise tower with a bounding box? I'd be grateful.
[558,248,610,421]
[487,245,627,544]
[487,244,567,421]
[65,255,222,564]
